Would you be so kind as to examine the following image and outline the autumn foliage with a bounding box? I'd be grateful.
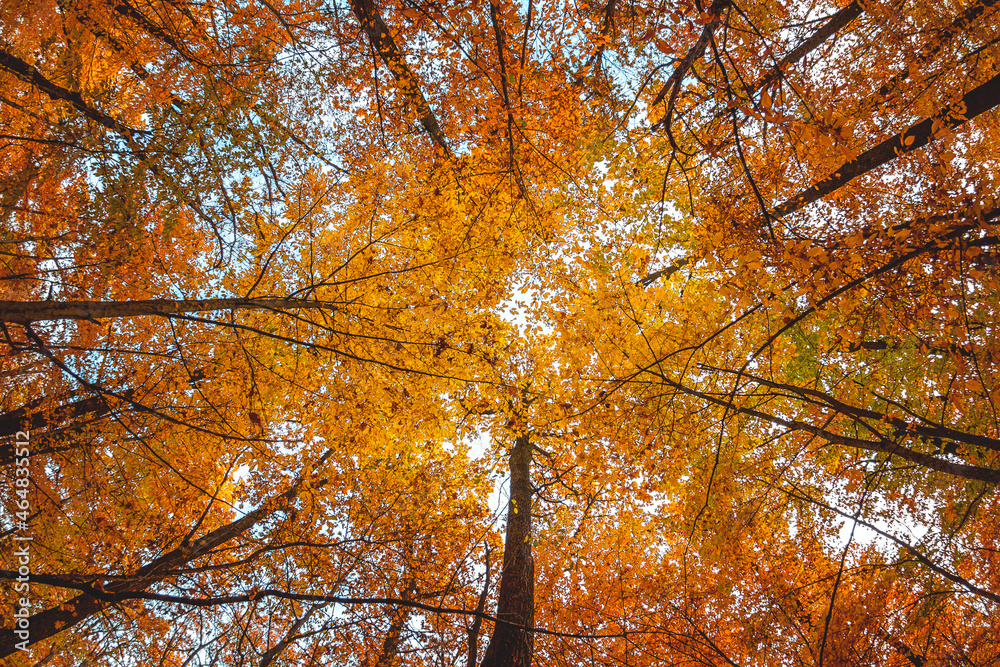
[1,0,998,664]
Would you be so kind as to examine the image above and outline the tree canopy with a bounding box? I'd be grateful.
[1,0,998,664]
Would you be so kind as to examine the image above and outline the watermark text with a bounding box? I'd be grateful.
[9,430,31,652]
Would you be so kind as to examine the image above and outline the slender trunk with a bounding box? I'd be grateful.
[651,0,730,130]
[752,1,863,95]
[371,606,411,667]
[0,298,338,324]
[466,546,491,667]
[479,434,534,667]
[365,579,416,667]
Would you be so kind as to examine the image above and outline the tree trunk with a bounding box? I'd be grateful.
[466,546,491,667]
[259,605,322,667]
[479,434,534,667]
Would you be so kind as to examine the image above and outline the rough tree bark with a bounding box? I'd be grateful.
[479,433,534,667]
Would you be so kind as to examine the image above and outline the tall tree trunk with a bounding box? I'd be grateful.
[371,605,411,667]
[479,434,534,667]
[366,580,416,667]
[259,605,322,667]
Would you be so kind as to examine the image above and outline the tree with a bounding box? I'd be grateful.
[2,0,999,665]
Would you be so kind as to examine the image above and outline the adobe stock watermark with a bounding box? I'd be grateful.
[10,430,31,652]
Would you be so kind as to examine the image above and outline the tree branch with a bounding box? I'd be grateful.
[0,47,149,138]
[771,71,1000,221]
[350,0,452,155]
[779,484,1000,605]
[651,0,731,131]
[0,297,340,324]
[0,460,330,657]
[645,372,1000,483]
